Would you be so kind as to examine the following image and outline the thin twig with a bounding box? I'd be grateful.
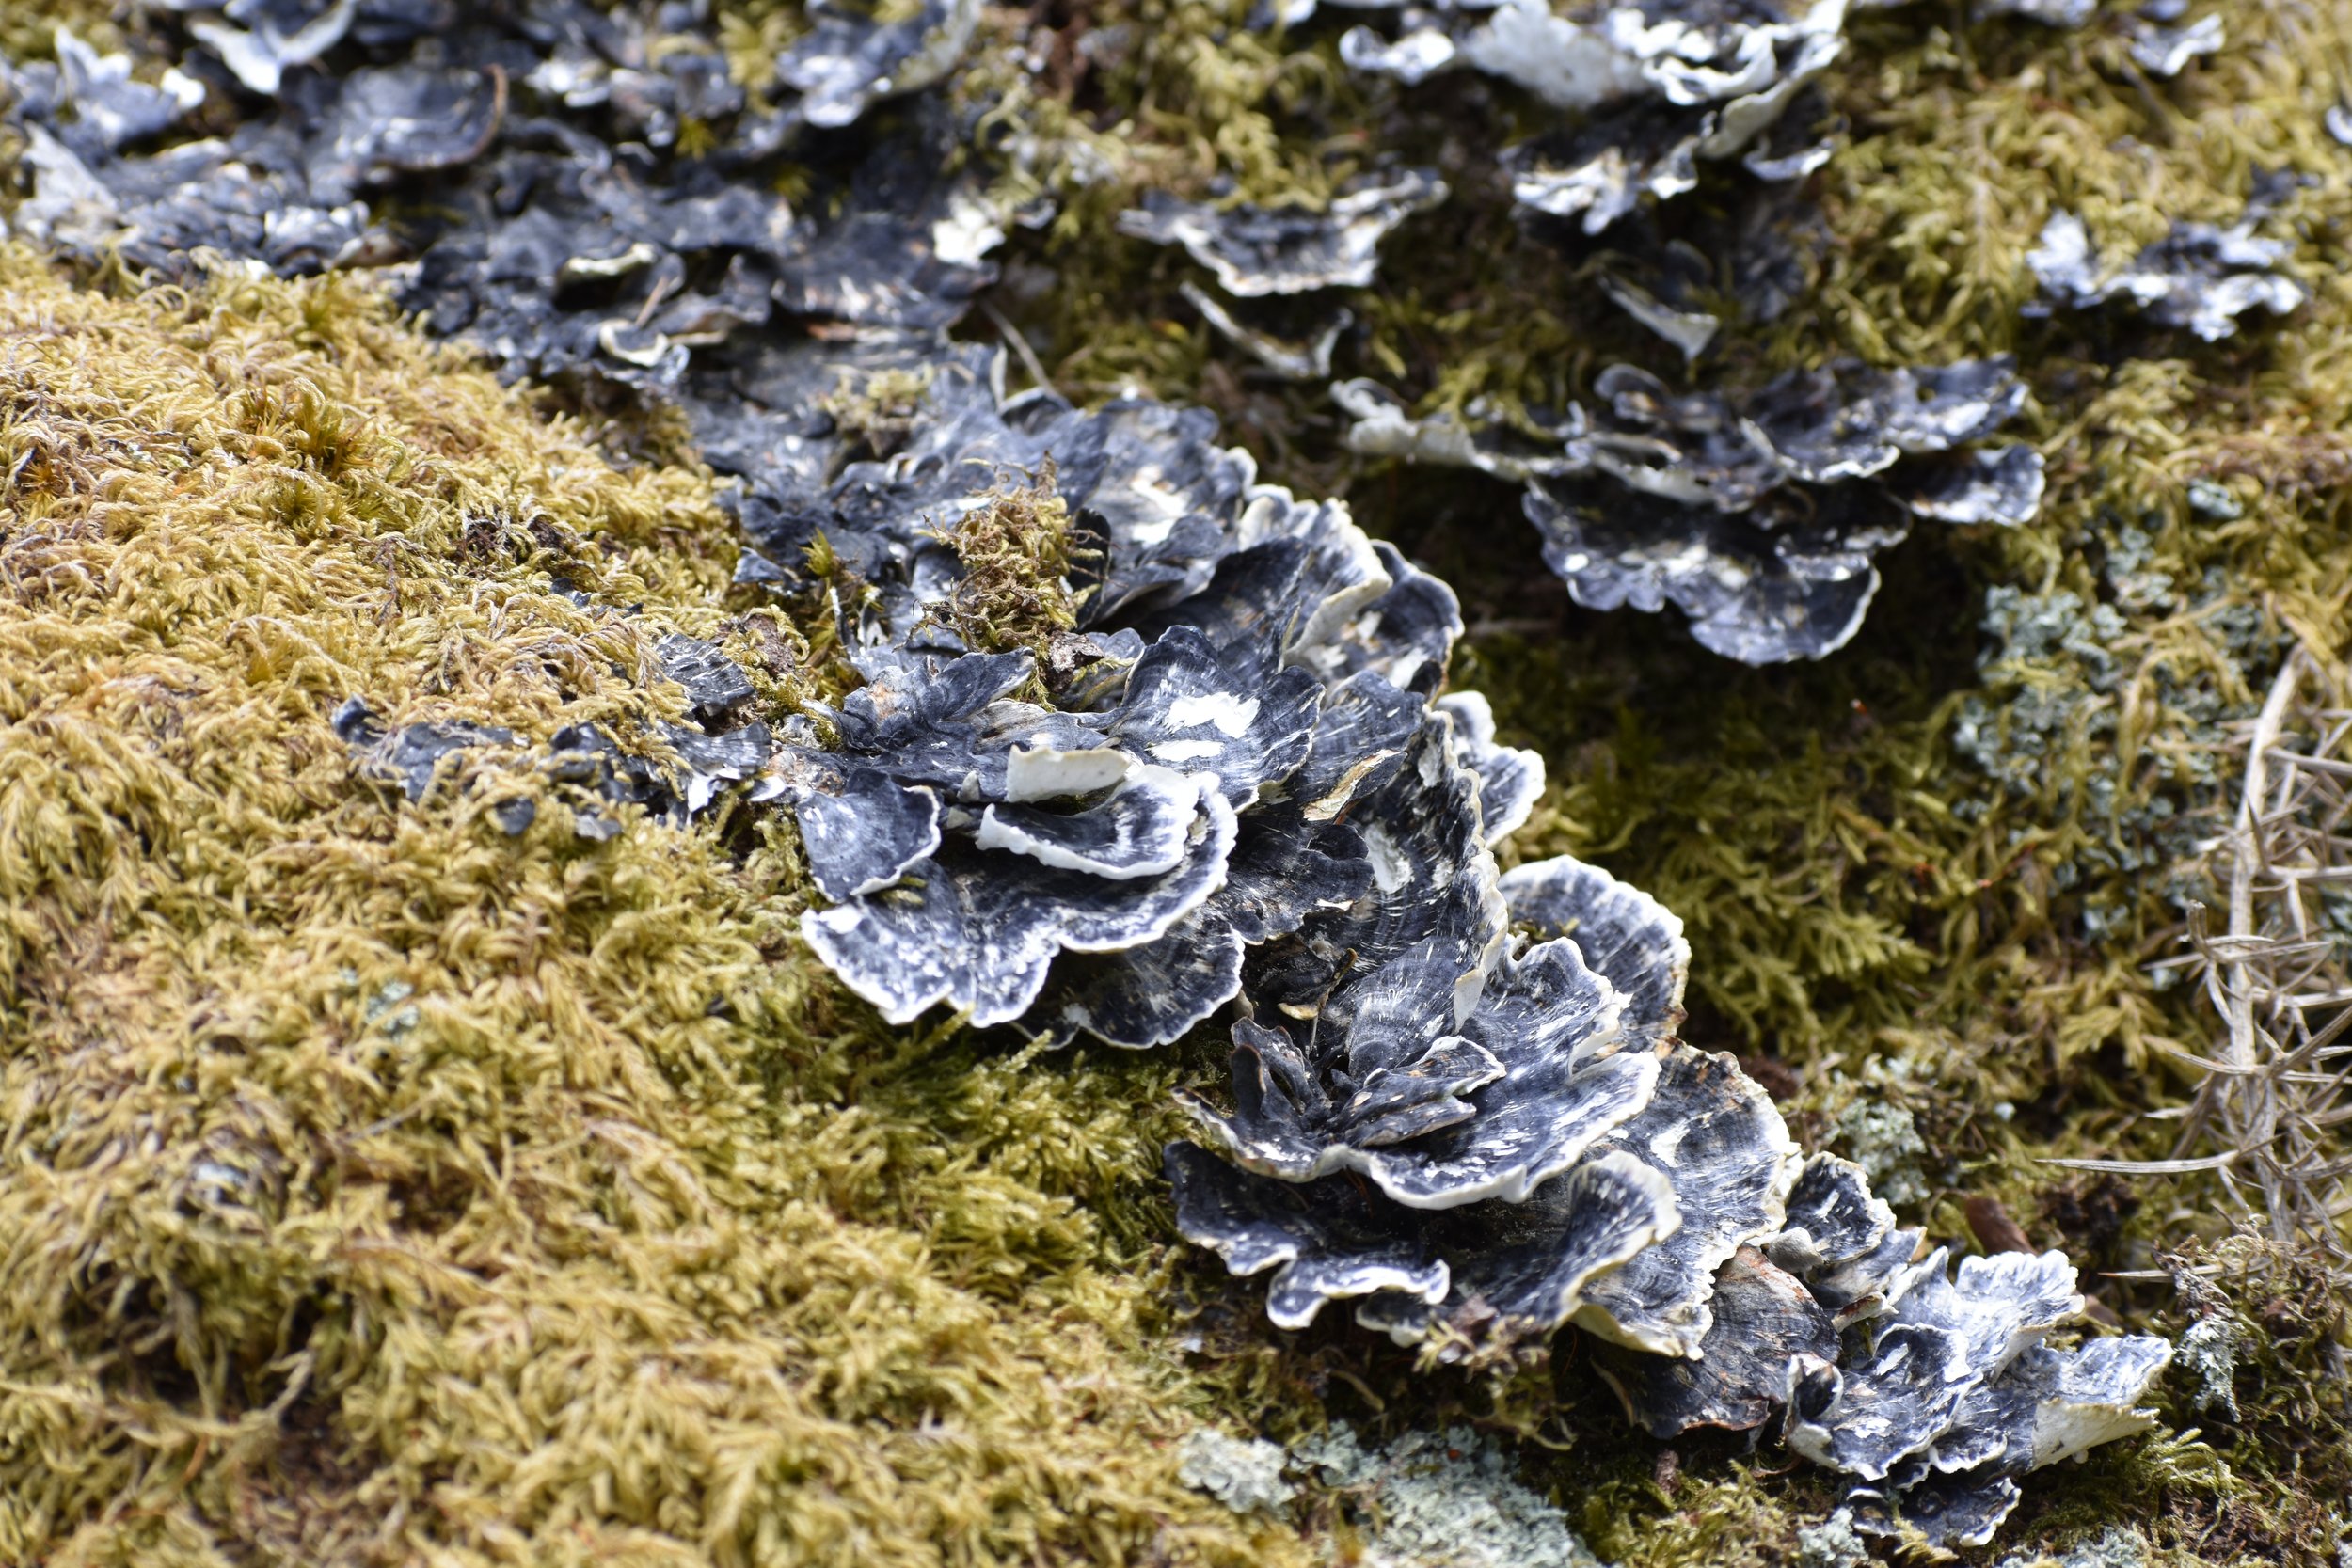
[2096,646,2352,1280]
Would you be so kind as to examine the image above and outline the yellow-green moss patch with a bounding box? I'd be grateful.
[0,250,1307,1568]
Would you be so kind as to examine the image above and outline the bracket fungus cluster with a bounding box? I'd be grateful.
[1191,0,2283,669]
[711,327,2164,1543]
[1117,170,1448,300]
[0,0,2198,1552]
[0,1,2169,673]
[1271,0,1849,236]
[724,334,1502,1050]
[2,1,1023,389]
[1170,854,2170,1549]
[713,335,2163,1546]
[1341,356,2044,661]
[2027,192,2306,343]
[1118,168,1445,381]
[1122,0,1871,412]
[2122,5,2224,78]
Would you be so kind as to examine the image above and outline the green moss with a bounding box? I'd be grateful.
[818,364,937,457]
[0,250,1312,1568]
[2134,1234,2352,1554]
[0,0,126,60]
[1579,1463,1814,1568]
[1809,4,2351,367]
[922,460,1095,673]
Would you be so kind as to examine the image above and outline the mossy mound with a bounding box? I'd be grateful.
[0,252,1302,1568]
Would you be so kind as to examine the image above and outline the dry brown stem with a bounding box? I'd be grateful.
[2067,648,2352,1281]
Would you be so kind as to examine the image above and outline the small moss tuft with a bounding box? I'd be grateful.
[923,458,1096,672]
[818,363,936,458]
